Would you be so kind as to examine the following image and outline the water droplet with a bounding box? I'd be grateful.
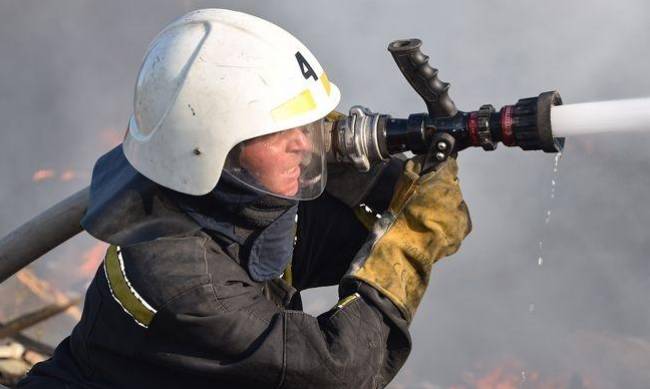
[536,151,563,269]
[544,210,552,224]
[528,303,535,312]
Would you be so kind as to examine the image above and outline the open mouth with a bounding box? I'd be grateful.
[284,166,300,179]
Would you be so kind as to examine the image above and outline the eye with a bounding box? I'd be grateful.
[300,126,312,136]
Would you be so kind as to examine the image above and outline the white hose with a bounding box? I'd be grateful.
[551,98,650,137]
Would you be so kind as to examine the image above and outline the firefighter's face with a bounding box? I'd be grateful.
[239,126,313,196]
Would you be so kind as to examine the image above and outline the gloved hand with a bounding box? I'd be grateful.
[343,156,471,322]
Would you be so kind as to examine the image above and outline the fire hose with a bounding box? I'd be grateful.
[1,39,649,284]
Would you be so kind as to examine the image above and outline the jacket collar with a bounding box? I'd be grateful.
[82,145,298,282]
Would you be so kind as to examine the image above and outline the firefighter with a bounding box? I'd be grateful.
[19,9,471,388]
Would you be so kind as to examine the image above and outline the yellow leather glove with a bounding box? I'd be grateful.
[345,157,471,322]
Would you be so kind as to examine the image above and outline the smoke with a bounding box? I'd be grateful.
[1,0,650,387]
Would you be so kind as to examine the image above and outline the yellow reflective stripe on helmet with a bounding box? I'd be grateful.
[103,245,157,328]
[320,72,331,95]
[271,89,316,122]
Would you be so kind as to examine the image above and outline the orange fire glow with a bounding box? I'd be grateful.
[59,169,78,182]
[451,359,590,389]
[15,269,82,321]
[32,168,86,183]
[466,366,521,389]
[32,169,56,182]
[100,127,125,148]
[79,242,109,278]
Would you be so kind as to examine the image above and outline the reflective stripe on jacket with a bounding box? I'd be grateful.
[19,146,410,389]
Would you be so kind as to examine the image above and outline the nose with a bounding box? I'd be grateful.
[285,128,312,153]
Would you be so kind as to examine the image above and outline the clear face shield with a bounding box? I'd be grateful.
[223,118,327,200]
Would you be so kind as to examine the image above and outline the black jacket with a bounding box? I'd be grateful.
[19,146,410,389]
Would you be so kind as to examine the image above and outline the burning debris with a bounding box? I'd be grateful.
[14,270,81,321]
[31,169,86,184]
[449,358,591,389]
[0,298,81,340]
[0,299,80,387]
[0,233,103,386]
[30,128,122,185]
[30,170,55,183]
[0,341,37,387]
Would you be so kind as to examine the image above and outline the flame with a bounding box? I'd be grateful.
[32,168,87,183]
[15,269,82,320]
[470,366,521,389]
[59,169,78,182]
[79,242,109,278]
[452,359,590,389]
[32,169,56,182]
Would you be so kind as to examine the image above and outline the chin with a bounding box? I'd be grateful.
[277,181,299,197]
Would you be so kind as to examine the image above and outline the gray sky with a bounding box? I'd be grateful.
[1,1,649,387]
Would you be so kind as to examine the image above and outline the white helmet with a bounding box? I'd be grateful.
[123,9,340,198]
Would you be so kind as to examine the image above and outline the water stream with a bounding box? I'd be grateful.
[551,98,650,137]
[536,151,563,269]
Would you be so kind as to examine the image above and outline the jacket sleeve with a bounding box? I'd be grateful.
[143,241,411,389]
[291,158,404,290]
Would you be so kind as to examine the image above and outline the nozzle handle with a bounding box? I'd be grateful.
[388,39,458,118]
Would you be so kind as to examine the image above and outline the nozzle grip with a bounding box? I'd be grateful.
[388,39,458,118]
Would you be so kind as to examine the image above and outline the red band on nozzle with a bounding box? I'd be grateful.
[468,111,480,146]
[500,105,515,146]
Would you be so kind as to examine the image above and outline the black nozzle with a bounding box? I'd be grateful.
[385,38,562,154]
[388,39,458,118]
[506,91,564,152]
[380,91,565,156]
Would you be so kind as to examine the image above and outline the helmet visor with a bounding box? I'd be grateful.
[223,118,327,200]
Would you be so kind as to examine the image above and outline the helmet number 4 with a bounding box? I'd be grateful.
[295,51,318,81]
